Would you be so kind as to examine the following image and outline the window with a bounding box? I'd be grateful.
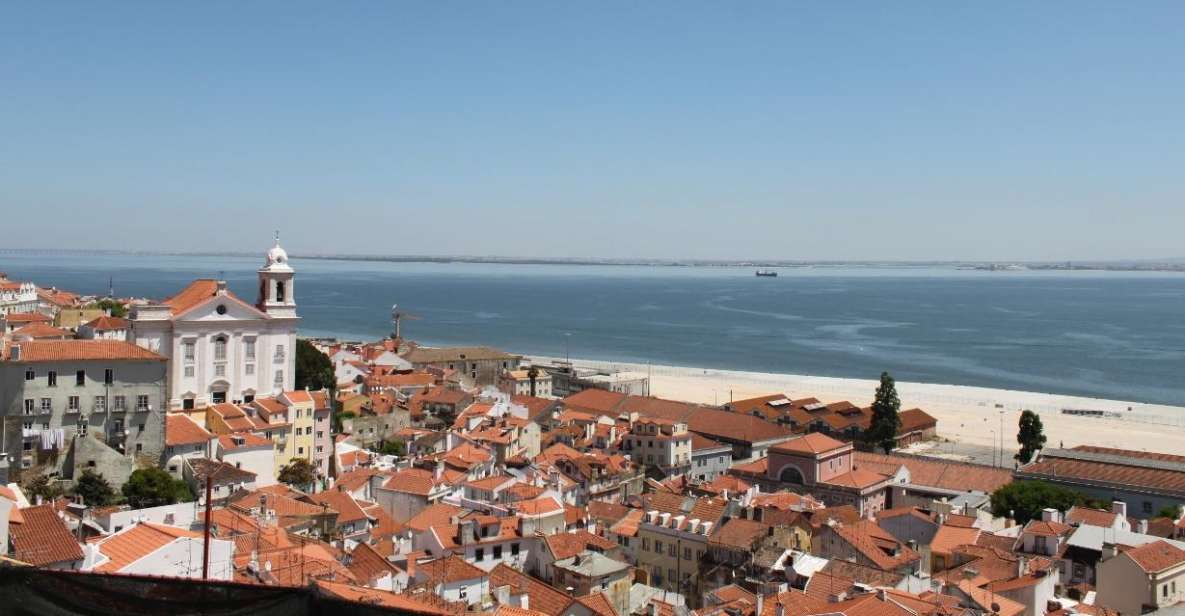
[183,341,195,361]
[93,396,106,412]
[511,543,520,556]
[668,544,676,557]
[22,421,33,430]
[276,281,285,302]
[316,431,323,438]
[136,395,149,411]
[182,398,195,410]
[135,443,143,453]
[245,364,254,375]
[298,447,304,455]
[214,336,227,361]
[25,369,34,381]
[47,371,57,387]
[137,423,144,434]
[316,446,323,453]
[41,422,49,430]
[245,339,256,360]
[475,548,485,561]
[1144,501,1154,514]
[458,586,467,601]
[274,344,285,362]
[214,364,226,377]
[306,426,313,435]
[683,547,691,559]
[40,398,51,412]
[654,540,663,553]
[68,396,80,412]
[493,545,502,559]
[641,538,649,551]
[184,365,195,378]
[23,399,34,415]
[601,581,608,591]
[274,370,284,387]
[76,370,85,386]
[104,369,114,384]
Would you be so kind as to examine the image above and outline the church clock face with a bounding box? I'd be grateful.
[216,304,228,315]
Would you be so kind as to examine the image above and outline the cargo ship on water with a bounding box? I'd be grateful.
[755,269,778,277]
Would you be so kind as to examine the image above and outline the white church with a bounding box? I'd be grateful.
[131,236,299,410]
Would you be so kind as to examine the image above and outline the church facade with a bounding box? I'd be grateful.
[130,237,299,410]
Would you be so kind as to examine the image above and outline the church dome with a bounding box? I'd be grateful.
[265,233,289,266]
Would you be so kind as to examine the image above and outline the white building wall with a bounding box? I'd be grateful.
[221,446,276,487]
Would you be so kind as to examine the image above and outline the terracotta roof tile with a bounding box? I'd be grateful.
[12,322,73,339]
[407,503,465,532]
[2,311,52,323]
[95,522,201,572]
[418,553,487,584]
[1125,540,1185,573]
[83,315,130,331]
[384,468,438,496]
[7,339,165,362]
[347,541,402,584]
[1065,506,1120,528]
[772,433,848,455]
[10,504,83,566]
[166,413,213,446]
[489,563,574,616]
[310,488,369,525]
[709,518,770,550]
[854,452,1012,494]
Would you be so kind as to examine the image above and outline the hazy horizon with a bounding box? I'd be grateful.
[2,2,1183,261]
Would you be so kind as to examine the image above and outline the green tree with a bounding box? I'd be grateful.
[379,440,405,457]
[23,474,65,502]
[333,411,356,434]
[73,469,117,506]
[122,467,194,509]
[89,298,128,318]
[990,480,1084,524]
[1158,504,1181,519]
[295,339,334,391]
[1015,410,1047,464]
[278,458,316,488]
[864,372,902,453]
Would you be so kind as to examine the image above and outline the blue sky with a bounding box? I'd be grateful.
[1,2,1182,260]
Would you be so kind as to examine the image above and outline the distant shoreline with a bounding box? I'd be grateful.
[532,355,1185,462]
[2,248,1183,272]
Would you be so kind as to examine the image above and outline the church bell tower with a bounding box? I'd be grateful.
[257,231,297,318]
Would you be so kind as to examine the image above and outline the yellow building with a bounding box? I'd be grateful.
[279,390,319,473]
[250,397,299,471]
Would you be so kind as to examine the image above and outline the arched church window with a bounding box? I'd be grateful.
[276,281,285,302]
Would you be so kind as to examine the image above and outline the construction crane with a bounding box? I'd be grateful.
[390,303,421,339]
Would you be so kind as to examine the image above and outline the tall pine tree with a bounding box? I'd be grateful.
[866,372,902,453]
[1015,410,1047,464]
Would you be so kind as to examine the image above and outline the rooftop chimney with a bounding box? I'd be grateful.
[216,280,228,295]
[1112,501,1127,519]
[1041,508,1060,523]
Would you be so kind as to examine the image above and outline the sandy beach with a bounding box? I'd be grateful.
[529,356,1185,464]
